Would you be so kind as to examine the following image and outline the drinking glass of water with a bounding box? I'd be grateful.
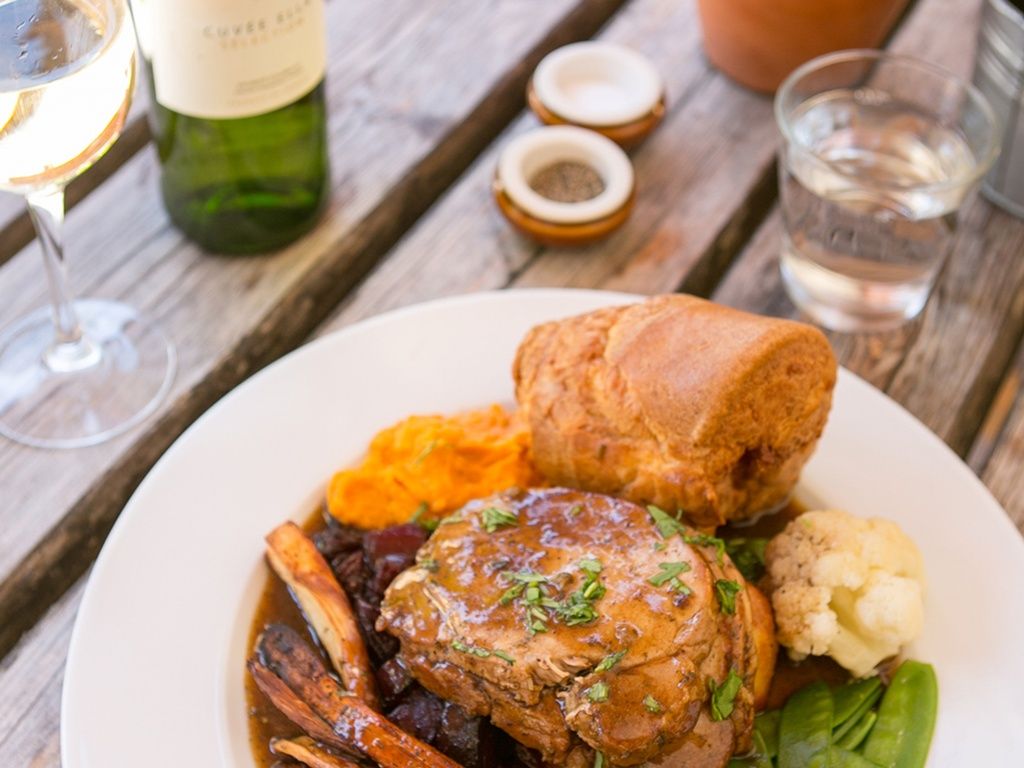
[0,0,175,448]
[775,50,1000,332]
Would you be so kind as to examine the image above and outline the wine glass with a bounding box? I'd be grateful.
[0,0,174,448]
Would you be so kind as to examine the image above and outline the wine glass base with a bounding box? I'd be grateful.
[0,299,176,449]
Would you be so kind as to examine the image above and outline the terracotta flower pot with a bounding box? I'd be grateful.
[696,0,913,93]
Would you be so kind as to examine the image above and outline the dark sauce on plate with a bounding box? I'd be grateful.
[246,511,325,768]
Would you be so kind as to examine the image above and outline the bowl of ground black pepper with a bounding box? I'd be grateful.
[528,42,666,148]
[493,125,635,247]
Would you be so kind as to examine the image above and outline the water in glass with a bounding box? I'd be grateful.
[780,89,976,331]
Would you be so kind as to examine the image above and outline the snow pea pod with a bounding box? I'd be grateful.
[830,747,883,767]
[778,681,834,768]
[755,709,781,758]
[832,677,883,730]
[862,661,938,768]
[833,684,883,742]
[836,710,877,751]
[727,731,774,768]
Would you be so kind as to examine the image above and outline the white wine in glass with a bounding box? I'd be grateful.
[0,0,174,448]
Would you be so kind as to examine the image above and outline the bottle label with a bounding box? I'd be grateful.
[136,0,326,119]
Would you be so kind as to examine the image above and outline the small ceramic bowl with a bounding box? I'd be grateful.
[493,125,635,247]
[528,42,666,148]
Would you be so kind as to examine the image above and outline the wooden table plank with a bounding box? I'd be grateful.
[0,0,629,659]
[322,0,780,334]
[711,0,1024,471]
[0,578,84,768]
[970,342,1024,529]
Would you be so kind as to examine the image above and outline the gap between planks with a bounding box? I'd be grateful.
[968,325,1024,530]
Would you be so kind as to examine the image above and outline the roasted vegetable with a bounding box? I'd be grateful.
[778,681,834,768]
[729,661,937,768]
[255,624,461,768]
[766,510,925,677]
[271,736,362,768]
[862,661,938,768]
[265,521,381,708]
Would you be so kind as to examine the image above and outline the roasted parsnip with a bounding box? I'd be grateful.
[265,521,380,708]
[248,659,351,754]
[271,736,362,768]
[256,625,461,768]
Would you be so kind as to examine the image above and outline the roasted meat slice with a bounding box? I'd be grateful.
[377,488,776,767]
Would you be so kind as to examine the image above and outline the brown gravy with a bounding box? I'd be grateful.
[246,510,329,768]
[245,500,850,765]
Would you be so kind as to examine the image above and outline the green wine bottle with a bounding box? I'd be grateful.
[130,0,329,254]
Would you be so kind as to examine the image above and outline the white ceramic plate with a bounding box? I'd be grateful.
[62,289,1024,767]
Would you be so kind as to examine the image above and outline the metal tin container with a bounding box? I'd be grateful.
[973,0,1024,218]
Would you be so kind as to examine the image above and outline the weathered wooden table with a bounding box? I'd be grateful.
[2,0,1022,762]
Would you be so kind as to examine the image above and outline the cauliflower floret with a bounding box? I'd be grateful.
[765,509,925,677]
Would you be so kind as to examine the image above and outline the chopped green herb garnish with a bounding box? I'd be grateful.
[648,561,691,586]
[593,752,606,768]
[413,439,441,466]
[556,593,600,626]
[410,502,440,532]
[643,694,663,714]
[653,541,667,552]
[500,570,553,634]
[647,507,728,564]
[556,560,606,626]
[500,585,523,604]
[499,562,607,634]
[684,532,727,564]
[452,640,491,659]
[568,504,583,517]
[725,537,768,582]
[504,570,549,585]
[453,640,514,665]
[481,506,519,533]
[438,513,464,526]
[648,561,693,594]
[583,581,602,599]
[709,670,744,721]
[647,505,686,538]
[420,558,439,572]
[714,579,742,615]
[492,649,516,666]
[587,681,610,703]
[594,649,627,673]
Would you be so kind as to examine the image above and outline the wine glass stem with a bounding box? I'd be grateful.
[25,187,100,373]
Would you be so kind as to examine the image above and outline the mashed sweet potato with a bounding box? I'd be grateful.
[327,404,541,529]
